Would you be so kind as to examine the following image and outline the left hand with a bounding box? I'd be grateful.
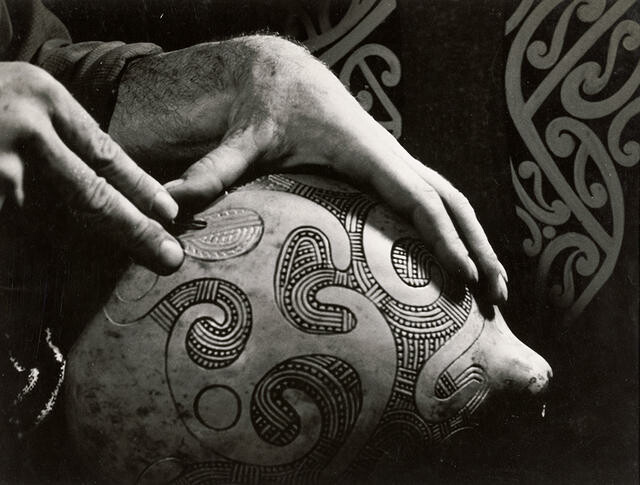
[0,62,183,275]
[110,35,507,303]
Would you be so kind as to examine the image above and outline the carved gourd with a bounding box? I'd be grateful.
[64,174,551,484]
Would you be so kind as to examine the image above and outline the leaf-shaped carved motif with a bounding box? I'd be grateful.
[180,208,264,261]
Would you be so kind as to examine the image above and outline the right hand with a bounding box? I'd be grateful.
[0,62,183,274]
[111,37,508,301]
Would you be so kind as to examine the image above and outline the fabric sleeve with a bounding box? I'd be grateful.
[2,0,163,128]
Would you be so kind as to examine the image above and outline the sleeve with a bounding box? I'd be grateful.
[1,0,163,128]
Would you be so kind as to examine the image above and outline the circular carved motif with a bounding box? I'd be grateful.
[66,173,551,484]
[195,385,241,431]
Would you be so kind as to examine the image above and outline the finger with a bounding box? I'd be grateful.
[166,127,261,211]
[0,151,25,207]
[34,123,183,274]
[406,161,507,303]
[338,110,507,303]
[337,144,478,285]
[47,84,178,222]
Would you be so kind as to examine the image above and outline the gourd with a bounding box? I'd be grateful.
[65,174,551,484]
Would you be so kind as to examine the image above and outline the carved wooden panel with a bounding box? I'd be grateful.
[505,0,639,323]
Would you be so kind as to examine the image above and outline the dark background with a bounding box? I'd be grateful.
[5,0,637,483]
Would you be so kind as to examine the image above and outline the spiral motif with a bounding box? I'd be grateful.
[143,279,252,369]
[391,237,439,288]
[186,313,250,370]
[251,355,362,447]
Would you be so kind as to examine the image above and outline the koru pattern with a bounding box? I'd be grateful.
[259,175,481,478]
[135,175,484,483]
[147,278,252,370]
[173,354,363,485]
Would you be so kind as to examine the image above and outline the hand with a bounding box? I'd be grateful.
[110,36,508,302]
[0,62,183,274]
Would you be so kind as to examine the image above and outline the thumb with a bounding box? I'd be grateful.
[165,128,261,212]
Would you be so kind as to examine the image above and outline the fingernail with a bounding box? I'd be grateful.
[158,239,184,269]
[164,179,184,191]
[467,257,479,284]
[152,191,179,221]
[497,273,508,302]
[498,262,509,283]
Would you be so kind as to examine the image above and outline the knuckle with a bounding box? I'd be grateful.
[240,35,312,81]
[450,189,475,214]
[89,130,120,169]
[71,175,115,214]
[415,183,441,208]
[189,157,225,193]
[13,111,41,139]
[3,64,55,107]
[252,119,278,149]
[131,170,148,193]
[7,64,67,118]
[1,100,51,149]
[16,112,51,147]
[422,183,439,198]
[21,63,55,93]
[197,154,217,172]
[13,61,43,80]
